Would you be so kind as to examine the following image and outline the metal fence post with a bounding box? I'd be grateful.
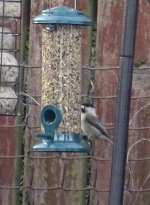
[109,0,139,205]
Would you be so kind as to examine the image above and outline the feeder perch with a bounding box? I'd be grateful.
[32,104,90,152]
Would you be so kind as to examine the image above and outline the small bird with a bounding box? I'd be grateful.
[81,103,113,144]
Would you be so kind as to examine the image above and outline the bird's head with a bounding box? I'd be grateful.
[81,103,96,115]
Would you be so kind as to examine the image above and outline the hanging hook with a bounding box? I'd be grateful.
[74,0,77,9]
[49,0,52,9]
[49,0,52,16]
[59,0,64,6]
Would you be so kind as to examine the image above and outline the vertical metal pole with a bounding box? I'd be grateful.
[109,1,139,205]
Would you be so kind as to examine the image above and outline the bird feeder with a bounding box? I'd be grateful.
[32,5,92,152]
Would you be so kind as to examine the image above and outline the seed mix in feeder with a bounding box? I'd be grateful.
[42,25,81,132]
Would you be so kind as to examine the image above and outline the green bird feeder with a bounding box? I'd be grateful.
[31,5,92,152]
[31,5,92,205]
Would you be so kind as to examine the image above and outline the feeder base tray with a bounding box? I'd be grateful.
[32,139,90,152]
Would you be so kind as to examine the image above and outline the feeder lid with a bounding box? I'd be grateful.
[33,6,92,26]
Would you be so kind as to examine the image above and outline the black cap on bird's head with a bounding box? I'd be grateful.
[81,104,86,113]
[81,102,95,114]
[82,102,94,108]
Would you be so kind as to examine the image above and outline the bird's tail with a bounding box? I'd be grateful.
[106,136,113,145]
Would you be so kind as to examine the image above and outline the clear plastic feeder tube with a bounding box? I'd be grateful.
[41,25,81,132]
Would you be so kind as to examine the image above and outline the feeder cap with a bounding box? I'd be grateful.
[33,6,92,26]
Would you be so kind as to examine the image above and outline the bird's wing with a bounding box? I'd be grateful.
[85,114,110,138]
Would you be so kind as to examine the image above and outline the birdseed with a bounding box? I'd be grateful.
[42,25,81,132]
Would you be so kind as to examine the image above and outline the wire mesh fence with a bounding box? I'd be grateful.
[0,0,22,116]
[0,0,150,205]
[0,0,24,205]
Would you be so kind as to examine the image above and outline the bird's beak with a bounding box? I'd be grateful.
[81,105,85,113]
[81,105,84,109]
